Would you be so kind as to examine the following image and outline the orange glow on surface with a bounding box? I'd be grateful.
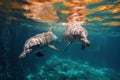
[26,0,64,3]
[113,16,120,19]
[61,10,70,14]
[89,5,113,12]
[87,17,103,21]
[75,17,86,21]
[63,1,75,7]
[63,0,86,7]
[23,1,59,23]
[97,5,113,11]
[0,0,119,27]
[50,0,64,3]
[84,0,102,3]
[62,0,87,23]
[103,21,120,26]
[68,6,86,14]
[26,0,50,3]
[81,10,93,15]
[108,5,120,13]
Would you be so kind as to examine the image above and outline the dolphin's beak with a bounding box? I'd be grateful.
[85,41,90,47]
[81,38,91,47]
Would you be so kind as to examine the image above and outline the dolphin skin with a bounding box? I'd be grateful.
[63,22,91,51]
[19,28,59,59]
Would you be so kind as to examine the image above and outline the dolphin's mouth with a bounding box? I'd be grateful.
[86,42,90,46]
[81,38,91,46]
[85,40,91,47]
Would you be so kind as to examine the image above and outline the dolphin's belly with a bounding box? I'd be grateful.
[64,33,81,42]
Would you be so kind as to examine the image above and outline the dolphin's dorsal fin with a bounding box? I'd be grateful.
[48,44,59,51]
[48,27,54,32]
[65,41,72,52]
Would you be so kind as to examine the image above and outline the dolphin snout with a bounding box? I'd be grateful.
[81,38,90,46]
[85,41,91,47]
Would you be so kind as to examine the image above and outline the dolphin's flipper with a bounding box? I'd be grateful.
[65,41,72,51]
[36,52,44,57]
[81,44,85,50]
[48,44,59,51]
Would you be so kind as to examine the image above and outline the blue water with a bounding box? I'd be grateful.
[0,0,120,80]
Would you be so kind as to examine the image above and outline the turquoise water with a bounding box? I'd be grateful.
[0,0,120,80]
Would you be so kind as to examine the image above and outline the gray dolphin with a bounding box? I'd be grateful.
[63,22,91,51]
[19,28,59,59]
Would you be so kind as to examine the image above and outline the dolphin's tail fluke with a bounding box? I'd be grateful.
[19,49,32,59]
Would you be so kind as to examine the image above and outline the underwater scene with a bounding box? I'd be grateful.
[0,0,120,80]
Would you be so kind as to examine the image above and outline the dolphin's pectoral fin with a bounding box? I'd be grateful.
[81,44,85,50]
[65,41,72,52]
[36,52,44,57]
[48,44,59,51]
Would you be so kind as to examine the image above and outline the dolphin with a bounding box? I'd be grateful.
[19,28,59,59]
[63,22,91,51]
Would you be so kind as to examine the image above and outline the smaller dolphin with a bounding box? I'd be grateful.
[63,22,91,51]
[19,28,59,59]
